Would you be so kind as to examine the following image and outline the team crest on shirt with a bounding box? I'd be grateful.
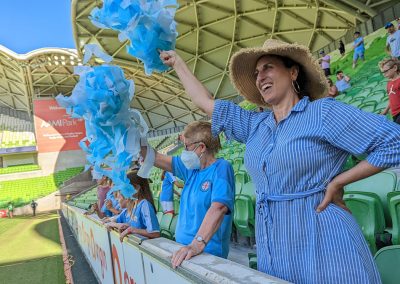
[201,180,212,192]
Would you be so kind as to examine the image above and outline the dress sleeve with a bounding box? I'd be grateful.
[211,99,259,143]
[322,98,400,168]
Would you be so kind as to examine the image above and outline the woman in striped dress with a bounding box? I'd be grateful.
[159,39,400,283]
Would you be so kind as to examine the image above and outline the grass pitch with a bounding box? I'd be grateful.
[0,213,65,284]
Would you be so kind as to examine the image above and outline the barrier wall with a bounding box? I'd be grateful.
[62,203,289,284]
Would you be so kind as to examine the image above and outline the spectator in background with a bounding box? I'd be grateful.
[7,202,13,218]
[30,200,38,216]
[339,40,345,57]
[353,31,365,68]
[385,22,400,59]
[335,70,351,93]
[327,78,339,98]
[106,170,160,241]
[160,170,183,214]
[379,58,400,124]
[397,17,400,29]
[318,50,331,77]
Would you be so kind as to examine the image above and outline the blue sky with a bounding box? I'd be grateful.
[0,0,75,54]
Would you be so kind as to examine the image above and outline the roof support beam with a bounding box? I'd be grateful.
[320,0,368,21]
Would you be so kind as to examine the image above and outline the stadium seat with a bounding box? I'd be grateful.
[344,191,386,254]
[235,171,249,185]
[167,214,179,240]
[160,213,173,239]
[234,182,256,237]
[235,181,243,195]
[173,198,180,214]
[374,245,400,284]
[153,197,160,212]
[345,170,399,227]
[156,211,163,223]
[359,101,377,113]
[248,253,257,270]
[388,192,400,245]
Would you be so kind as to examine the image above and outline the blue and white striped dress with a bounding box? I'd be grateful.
[212,96,400,283]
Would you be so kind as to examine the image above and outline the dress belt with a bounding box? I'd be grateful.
[255,185,326,270]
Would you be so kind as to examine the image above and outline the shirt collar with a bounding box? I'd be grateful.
[264,96,310,127]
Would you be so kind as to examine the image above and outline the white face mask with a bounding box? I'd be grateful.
[181,145,203,170]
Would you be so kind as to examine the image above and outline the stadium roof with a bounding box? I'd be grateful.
[0,0,397,131]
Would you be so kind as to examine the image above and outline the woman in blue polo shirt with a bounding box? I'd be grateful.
[141,121,235,268]
[105,170,160,240]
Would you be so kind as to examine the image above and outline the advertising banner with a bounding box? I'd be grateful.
[109,231,146,284]
[67,207,114,284]
[33,99,85,153]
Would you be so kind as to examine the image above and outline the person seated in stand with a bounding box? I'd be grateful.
[327,78,339,98]
[335,70,351,93]
[100,187,121,219]
[105,170,160,241]
[160,170,183,214]
[140,121,235,269]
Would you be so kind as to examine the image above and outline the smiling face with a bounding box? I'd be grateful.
[255,55,299,105]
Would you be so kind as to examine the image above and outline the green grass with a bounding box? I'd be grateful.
[0,167,84,208]
[0,164,40,175]
[0,213,65,284]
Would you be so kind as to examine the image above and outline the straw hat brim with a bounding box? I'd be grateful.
[229,40,328,107]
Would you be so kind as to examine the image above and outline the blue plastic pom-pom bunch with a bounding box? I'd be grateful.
[56,60,148,195]
[90,0,178,75]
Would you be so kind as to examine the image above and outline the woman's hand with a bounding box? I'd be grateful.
[118,224,130,233]
[119,227,132,242]
[105,222,116,231]
[159,50,183,68]
[316,180,350,213]
[171,241,205,269]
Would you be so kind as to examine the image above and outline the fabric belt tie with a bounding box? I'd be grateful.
[256,185,326,270]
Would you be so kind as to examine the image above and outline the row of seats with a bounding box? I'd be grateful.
[344,170,400,254]
[0,167,83,208]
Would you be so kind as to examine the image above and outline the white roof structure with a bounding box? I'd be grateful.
[0,0,397,131]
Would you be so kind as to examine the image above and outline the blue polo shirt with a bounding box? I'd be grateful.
[101,191,121,217]
[160,172,176,202]
[115,200,159,233]
[172,156,234,258]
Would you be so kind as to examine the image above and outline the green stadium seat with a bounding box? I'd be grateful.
[173,198,180,214]
[374,245,400,284]
[156,211,163,223]
[345,170,399,227]
[235,181,243,195]
[388,192,400,245]
[359,101,377,113]
[153,197,160,212]
[248,253,257,270]
[234,182,256,237]
[342,155,357,171]
[169,214,179,240]
[235,171,249,185]
[344,191,385,254]
[160,213,174,239]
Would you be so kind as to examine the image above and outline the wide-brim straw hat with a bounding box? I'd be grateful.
[229,39,328,106]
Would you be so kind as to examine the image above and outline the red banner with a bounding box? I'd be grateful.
[33,99,86,153]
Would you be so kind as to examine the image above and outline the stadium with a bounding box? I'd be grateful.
[1,0,400,283]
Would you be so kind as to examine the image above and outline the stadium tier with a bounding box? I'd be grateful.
[0,167,83,208]
[0,112,36,149]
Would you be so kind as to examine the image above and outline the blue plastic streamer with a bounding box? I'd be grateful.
[90,0,178,75]
[56,45,149,197]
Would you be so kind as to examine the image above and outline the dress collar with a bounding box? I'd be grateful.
[264,96,310,128]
